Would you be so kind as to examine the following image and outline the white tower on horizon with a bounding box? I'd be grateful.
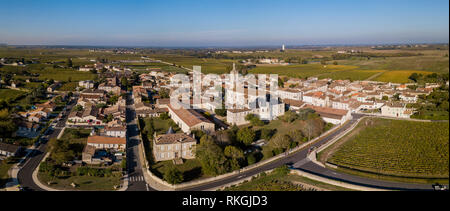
[282,44,285,52]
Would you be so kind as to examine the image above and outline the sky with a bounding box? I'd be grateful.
[0,0,448,46]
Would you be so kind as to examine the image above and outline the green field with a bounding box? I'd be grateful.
[58,82,78,91]
[318,69,384,81]
[222,168,353,191]
[338,55,449,74]
[249,64,359,79]
[0,89,27,101]
[325,118,449,182]
[374,70,433,83]
[1,47,448,84]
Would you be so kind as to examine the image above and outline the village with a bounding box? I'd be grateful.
[1,59,443,167]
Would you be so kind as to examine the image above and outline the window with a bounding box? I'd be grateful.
[168,145,171,150]
[183,151,186,156]
[161,153,164,158]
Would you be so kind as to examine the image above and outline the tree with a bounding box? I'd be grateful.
[160,112,169,120]
[0,109,16,138]
[121,77,128,88]
[159,88,170,98]
[164,167,184,184]
[195,136,230,176]
[245,114,264,126]
[280,110,299,123]
[237,127,256,146]
[278,77,284,88]
[224,146,244,159]
[96,103,107,109]
[270,134,291,151]
[261,128,276,140]
[74,105,83,111]
[382,96,389,101]
[408,73,420,82]
[67,58,73,68]
[247,153,257,165]
[333,61,338,65]
[215,108,227,117]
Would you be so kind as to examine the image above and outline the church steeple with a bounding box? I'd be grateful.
[230,63,238,74]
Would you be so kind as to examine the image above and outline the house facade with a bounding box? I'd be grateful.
[153,133,196,162]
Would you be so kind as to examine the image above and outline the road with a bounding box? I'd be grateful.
[17,96,77,191]
[125,93,153,191]
[181,114,434,191]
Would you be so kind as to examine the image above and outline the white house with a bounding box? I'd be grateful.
[381,102,413,118]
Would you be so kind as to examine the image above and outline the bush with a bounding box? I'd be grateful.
[247,154,256,165]
[160,112,169,120]
[261,128,276,140]
[237,127,256,146]
[274,165,290,176]
[164,167,184,184]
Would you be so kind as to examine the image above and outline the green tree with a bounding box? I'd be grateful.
[164,167,184,184]
[261,128,276,140]
[237,127,256,146]
[224,146,244,159]
[67,58,73,68]
[247,153,257,165]
[195,136,230,176]
[270,134,292,151]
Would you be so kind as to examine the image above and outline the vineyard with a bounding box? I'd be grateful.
[327,118,449,179]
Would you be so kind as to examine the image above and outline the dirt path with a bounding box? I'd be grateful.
[365,70,387,81]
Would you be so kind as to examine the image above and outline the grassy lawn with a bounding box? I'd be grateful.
[0,89,27,101]
[60,128,91,142]
[38,172,122,191]
[323,118,449,183]
[151,159,207,182]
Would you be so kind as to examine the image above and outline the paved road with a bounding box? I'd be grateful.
[17,97,77,191]
[181,114,434,191]
[125,93,153,191]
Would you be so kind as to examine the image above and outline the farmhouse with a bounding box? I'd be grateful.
[381,102,412,118]
[168,103,215,134]
[0,143,22,158]
[79,80,94,89]
[303,105,351,125]
[283,99,305,110]
[87,136,126,150]
[153,132,196,162]
[105,126,127,138]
